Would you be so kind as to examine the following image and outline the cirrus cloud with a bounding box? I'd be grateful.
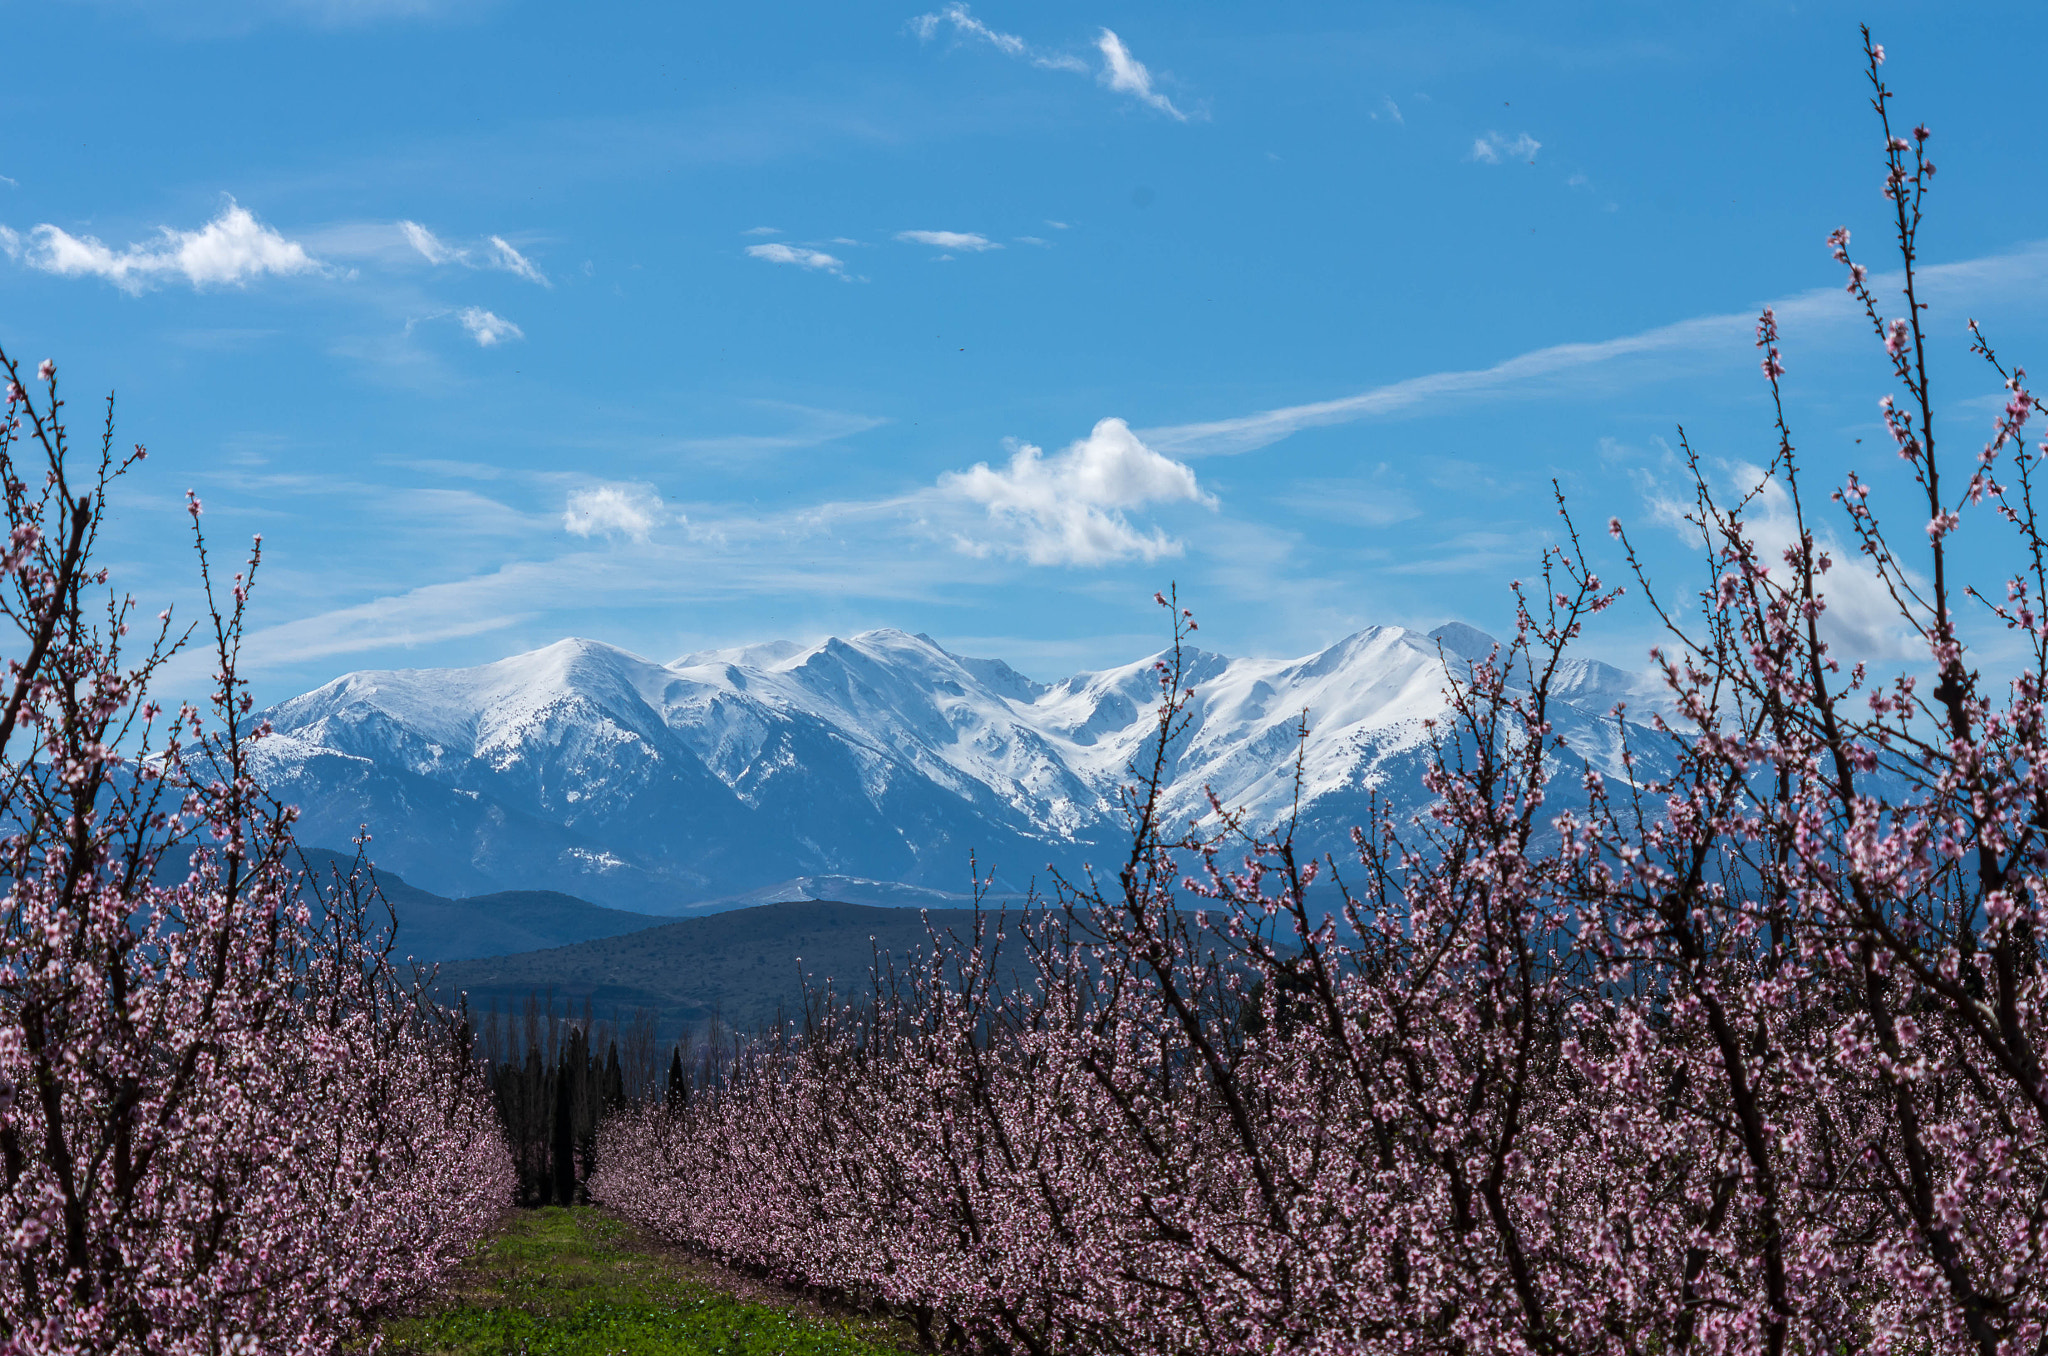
[911,5,1187,117]
[398,220,549,284]
[1096,29,1184,120]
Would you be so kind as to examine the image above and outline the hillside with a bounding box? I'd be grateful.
[431,900,1024,1034]
[295,847,668,962]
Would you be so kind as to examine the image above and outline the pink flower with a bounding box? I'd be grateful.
[35,360,53,382]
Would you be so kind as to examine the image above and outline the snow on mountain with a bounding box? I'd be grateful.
[252,625,1658,914]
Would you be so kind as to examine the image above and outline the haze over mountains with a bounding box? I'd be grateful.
[256,624,1662,915]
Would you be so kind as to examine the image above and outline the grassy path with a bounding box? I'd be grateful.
[380,1207,915,1356]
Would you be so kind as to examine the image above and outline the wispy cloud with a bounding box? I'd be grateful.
[1285,475,1420,528]
[911,1,1024,55]
[910,5,1187,117]
[0,201,321,293]
[938,417,1213,565]
[1371,96,1403,124]
[741,225,782,236]
[910,2,1086,70]
[745,242,847,275]
[1096,30,1185,120]
[458,306,523,346]
[399,219,459,264]
[1140,241,2048,459]
[397,219,549,284]
[486,235,545,285]
[1471,131,1541,164]
[564,483,663,542]
[672,403,889,463]
[895,229,1000,252]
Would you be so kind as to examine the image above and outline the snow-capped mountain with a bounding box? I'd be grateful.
[251,625,1661,914]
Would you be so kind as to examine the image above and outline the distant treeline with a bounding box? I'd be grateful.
[472,991,751,1206]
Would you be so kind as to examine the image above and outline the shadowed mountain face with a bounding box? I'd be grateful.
[293,848,667,963]
[255,626,1664,915]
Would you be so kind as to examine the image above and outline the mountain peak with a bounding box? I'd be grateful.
[1427,622,1500,662]
[257,620,1655,915]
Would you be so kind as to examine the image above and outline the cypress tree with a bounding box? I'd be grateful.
[602,1040,625,1116]
[665,1046,686,1111]
[524,1044,548,1205]
[552,1031,578,1207]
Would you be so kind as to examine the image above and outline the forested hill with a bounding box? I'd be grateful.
[292,847,668,963]
[432,901,1023,1035]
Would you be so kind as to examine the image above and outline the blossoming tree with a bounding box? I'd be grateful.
[591,33,2048,1356]
[0,349,512,1354]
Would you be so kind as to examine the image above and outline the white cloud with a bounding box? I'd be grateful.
[1046,220,1069,230]
[1373,95,1404,125]
[564,483,664,542]
[458,306,523,346]
[895,229,1000,252]
[911,2,1025,55]
[1688,463,1917,663]
[741,225,783,236]
[397,220,548,283]
[1138,240,2048,461]
[399,219,458,264]
[745,242,845,274]
[1471,131,1541,165]
[910,7,1185,115]
[2,201,320,293]
[486,235,547,285]
[1096,29,1185,120]
[938,417,1213,566]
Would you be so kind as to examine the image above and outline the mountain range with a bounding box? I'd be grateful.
[253,623,1662,915]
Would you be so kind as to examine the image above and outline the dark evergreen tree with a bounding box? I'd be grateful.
[602,1040,626,1117]
[665,1046,687,1111]
[552,1027,580,1207]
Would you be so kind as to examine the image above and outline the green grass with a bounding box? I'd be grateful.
[380,1207,914,1356]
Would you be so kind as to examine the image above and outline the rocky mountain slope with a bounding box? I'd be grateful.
[253,624,1660,914]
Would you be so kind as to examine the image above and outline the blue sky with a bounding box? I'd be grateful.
[6,0,2048,701]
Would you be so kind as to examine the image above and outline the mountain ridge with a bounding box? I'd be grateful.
[252,624,1663,913]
